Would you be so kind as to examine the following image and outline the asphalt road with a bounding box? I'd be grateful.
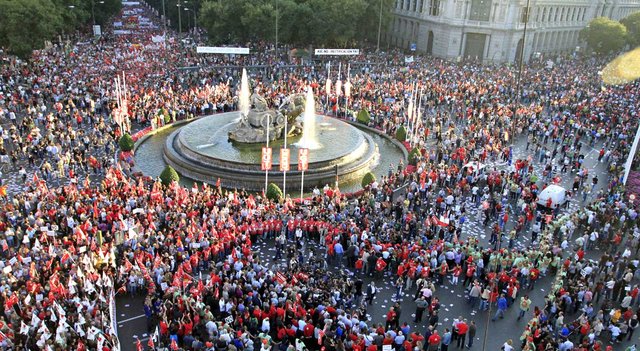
[116,133,632,350]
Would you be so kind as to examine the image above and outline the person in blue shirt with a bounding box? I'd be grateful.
[492,294,508,321]
[334,242,344,266]
[441,328,452,351]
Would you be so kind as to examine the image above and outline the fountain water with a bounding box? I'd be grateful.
[239,68,251,116]
[296,87,321,149]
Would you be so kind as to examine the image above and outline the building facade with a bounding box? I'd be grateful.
[387,0,640,63]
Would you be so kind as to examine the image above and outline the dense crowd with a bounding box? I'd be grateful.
[1,2,640,351]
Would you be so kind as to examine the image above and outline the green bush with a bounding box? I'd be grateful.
[356,109,371,125]
[118,134,135,152]
[361,172,376,189]
[409,147,422,166]
[266,183,283,202]
[395,125,407,142]
[159,166,180,186]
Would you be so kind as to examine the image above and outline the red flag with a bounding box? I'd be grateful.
[124,258,134,273]
[147,337,155,349]
[275,272,287,286]
[171,339,179,350]
[136,339,143,351]
[216,178,221,187]
[61,252,71,265]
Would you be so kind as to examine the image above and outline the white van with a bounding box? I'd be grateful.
[537,184,567,210]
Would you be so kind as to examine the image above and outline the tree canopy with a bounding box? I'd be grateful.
[580,17,628,55]
[621,12,640,48]
[197,0,393,46]
[0,0,121,58]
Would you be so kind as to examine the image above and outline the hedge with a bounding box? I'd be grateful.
[361,172,376,189]
[118,134,135,152]
[159,165,180,186]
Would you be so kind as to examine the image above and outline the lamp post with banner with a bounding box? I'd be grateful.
[261,147,272,193]
[263,115,271,193]
[298,148,309,201]
[280,148,290,198]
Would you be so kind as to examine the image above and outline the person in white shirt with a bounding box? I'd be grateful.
[501,339,514,351]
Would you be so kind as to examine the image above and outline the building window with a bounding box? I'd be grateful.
[554,7,559,22]
[429,0,441,16]
[520,6,530,23]
[469,0,492,21]
[412,0,417,11]
[542,8,547,22]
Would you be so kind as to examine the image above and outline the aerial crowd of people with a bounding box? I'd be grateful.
[0,2,640,351]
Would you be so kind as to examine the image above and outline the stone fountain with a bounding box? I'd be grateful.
[153,69,401,191]
[228,69,308,144]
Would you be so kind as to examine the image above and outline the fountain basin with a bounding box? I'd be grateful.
[162,112,381,191]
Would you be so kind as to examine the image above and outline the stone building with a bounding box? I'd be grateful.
[387,0,640,62]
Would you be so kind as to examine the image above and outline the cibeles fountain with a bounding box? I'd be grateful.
[161,69,390,192]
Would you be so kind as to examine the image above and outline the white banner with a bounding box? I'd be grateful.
[196,46,250,55]
[113,30,132,35]
[93,25,101,37]
[404,56,414,63]
[314,49,360,56]
[109,289,121,351]
[151,35,165,43]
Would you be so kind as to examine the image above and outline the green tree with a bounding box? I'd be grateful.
[395,125,407,142]
[580,17,627,54]
[408,147,422,166]
[356,109,371,124]
[621,12,640,48]
[356,0,394,44]
[159,165,180,186]
[361,172,376,188]
[266,183,283,202]
[118,134,135,152]
[0,0,64,57]
[198,0,387,46]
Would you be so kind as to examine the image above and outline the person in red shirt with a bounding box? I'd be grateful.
[427,330,441,350]
[455,319,468,348]
[385,307,397,330]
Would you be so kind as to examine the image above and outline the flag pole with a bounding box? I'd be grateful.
[300,170,304,202]
[265,115,270,193]
[283,115,287,199]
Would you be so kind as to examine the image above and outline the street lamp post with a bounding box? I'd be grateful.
[514,0,531,123]
[91,0,105,26]
[177,0,183,34]
[376,0,383,51]
[162,0,166,31]
[275,0,279,59]
[184,8,191,31]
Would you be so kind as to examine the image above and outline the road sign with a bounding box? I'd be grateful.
[280,148,290,172]
[410,43,416,51]
[298,148,309,171]
[261,147,272,170]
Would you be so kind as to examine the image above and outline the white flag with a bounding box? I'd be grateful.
[20,321,29,335]
[31,312,41,327]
